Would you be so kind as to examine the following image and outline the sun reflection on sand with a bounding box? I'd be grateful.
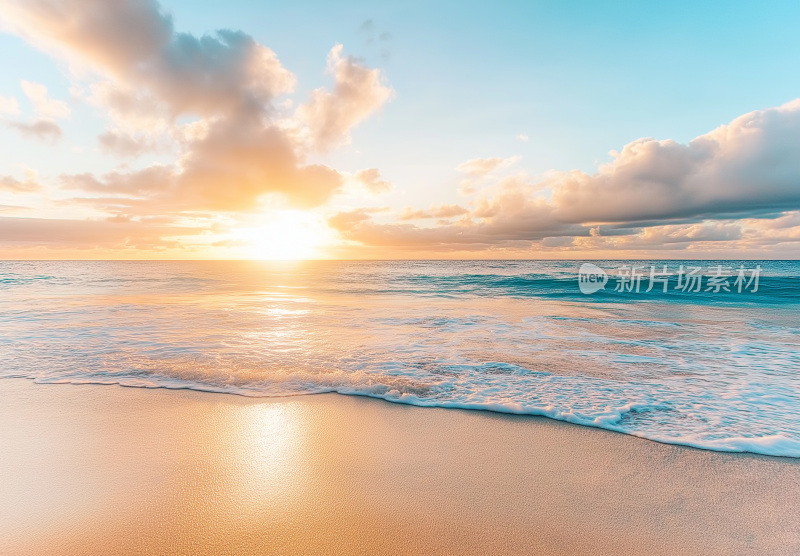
[228,402,309,511]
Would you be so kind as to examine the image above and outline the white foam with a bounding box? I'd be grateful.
[2,260,799,458]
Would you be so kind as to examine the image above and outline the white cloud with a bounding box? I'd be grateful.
[353,168,392,194]
[330,100,800,255]
[455,156,520,176]
[547,99,800,224]
[0,95,20,115]
[20,80,71,119]
[295,44,393,153]
[1,0,392,217]
[4,119,62,142]
[0,172,43,193]
[399,204,468,221]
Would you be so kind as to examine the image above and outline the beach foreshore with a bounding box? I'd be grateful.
[1,378,798,555]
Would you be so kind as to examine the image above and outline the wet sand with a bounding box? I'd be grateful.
[1,378,798,555]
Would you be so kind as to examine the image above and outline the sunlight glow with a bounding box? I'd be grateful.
[238,211,330,260]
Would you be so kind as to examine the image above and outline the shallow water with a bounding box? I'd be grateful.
[1,260,799,457]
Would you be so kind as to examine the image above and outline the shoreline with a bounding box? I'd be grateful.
[2,378,799,555]
[16,377,800,460]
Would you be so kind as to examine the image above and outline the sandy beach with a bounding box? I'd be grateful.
[1,378,798,556]
[3,0,800,552]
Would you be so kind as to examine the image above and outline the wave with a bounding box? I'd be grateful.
[12,373,800,458]
[2,259,799,459]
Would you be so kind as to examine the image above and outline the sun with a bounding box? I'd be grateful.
[239,211,330,260]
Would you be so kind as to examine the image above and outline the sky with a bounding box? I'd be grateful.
[0,0,799,259]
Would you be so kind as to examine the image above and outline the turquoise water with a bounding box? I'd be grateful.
[1,260,799,457]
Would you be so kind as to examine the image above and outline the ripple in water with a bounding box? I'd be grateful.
[1,260,799,457]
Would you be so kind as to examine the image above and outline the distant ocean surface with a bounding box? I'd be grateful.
[1,260,799,457]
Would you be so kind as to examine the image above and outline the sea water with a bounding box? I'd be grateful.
[1,260,798,457]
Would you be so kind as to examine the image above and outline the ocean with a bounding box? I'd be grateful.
[1,260,798,457]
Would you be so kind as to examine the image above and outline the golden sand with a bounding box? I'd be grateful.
[1,378,798,555]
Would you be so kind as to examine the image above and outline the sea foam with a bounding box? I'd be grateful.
[1,260,799,458]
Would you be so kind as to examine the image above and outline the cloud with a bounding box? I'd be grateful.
[170,117,344,210]
[0,173,43,193]
[516,133,529,142]
[399,204,468,221]
[296,44,392,152]
[562,220,754,254]
[330,100,800,254]
[353,168,392,194]
[329,182,580,250]
[62,118,344,214]
[2,1,294,117]
[69,125,342,212]
[547,99,800,225]
[81,81,169,134]
[0,215,202,250]
[97,129,162,157]
[637,222,743,244]
[1,0,391,218]
[327,207,374,230]
[0,204,30,213]
[357,19,375,33]
[5,81,68,141]
[4,119,62,142]
[455,156,520,176]
[20,80,70,118]
[330,205,800,257]
[748,211,800,230]
[5,1,798,258]
[0,95,20,115]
